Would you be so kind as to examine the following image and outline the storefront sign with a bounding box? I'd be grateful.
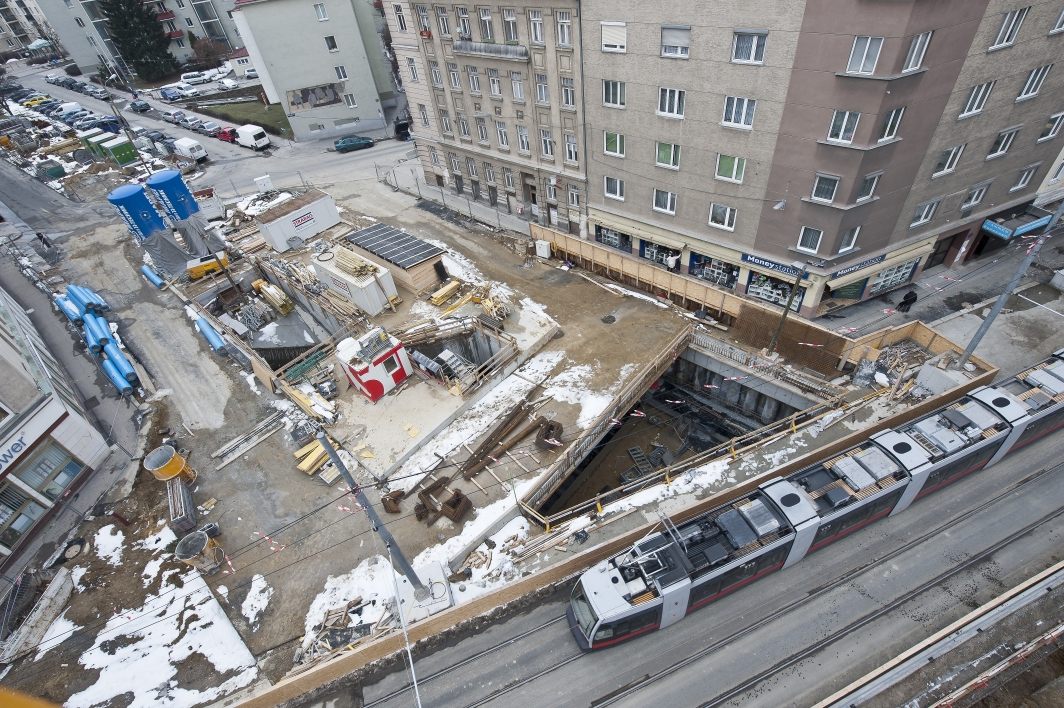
[830,254,886,280]
[981,219,1013,240]
[741,253,807,279]
[0,433,28,473]
[1013,216,1052,237]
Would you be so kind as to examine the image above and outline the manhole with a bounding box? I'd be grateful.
[63,538,86,559]
[601,314,616,324]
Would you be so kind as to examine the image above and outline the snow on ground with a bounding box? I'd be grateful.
[423,237,514,298]
[134,521,177,552]
[301,556,399,649]
[241,574,273,630]
[142,557,165,588]
[70,565,88,592]
[216,585,229,602]
[66,570,257,708]
[245,373,261,395]
[94,524,124,566]
[602,282,671,309]
[442,515,531,603]
[392,350,565,493]
[595,459,734,516]
[34,609,82,662]
[543,361,638,430]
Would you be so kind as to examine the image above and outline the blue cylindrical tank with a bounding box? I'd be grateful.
[140,265,166,289]
[196,318,227,355]
[107,184,167,242]
[145,170,200,222]
[102,358,134,396]
[55,296,83,325]
[103,342,138,383]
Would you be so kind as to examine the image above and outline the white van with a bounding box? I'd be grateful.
[174,137,208,162]
[236,124,271,150]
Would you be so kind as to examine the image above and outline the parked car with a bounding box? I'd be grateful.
[216,126,238,143]
[216,78,238,91]
[34,100,61,112]
[74,115,101,130]
[177,86,199,99]
[334,134,374,153]
[159,87,182,102]
[146,130,167,142]
[94,119,123,134]
[128,99,151,113]
[160,109,185,123]
[56,78,78,88]
[22,95,50,106]
[179,115,202,130]
[43,74,60,84]
[197,120,220,136]
[89,90,111,101]
[244,68,258,79]
[0,85,26,97]
[71,82,88,92]
[59,110,89,124]
[180,71,210,85]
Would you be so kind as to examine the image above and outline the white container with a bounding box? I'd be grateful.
[254,175,274,192]
[535,239,551,259]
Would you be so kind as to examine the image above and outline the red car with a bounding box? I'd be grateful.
[216,127,238,143]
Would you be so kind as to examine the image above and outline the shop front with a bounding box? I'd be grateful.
[815,241,933,316]
[689,252,741,289]
[594,224,633,253]
[739,254,809,312]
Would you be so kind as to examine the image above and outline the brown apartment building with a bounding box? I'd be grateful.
[386,1,587,233]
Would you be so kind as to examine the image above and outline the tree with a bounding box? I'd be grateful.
[95,0,178,81]
[192,39,228,70]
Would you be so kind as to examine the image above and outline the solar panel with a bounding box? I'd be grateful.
[345,224,444,270]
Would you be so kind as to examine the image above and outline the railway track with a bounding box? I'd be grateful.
[365,460,1064,708]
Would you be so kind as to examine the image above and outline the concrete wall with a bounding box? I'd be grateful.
[34,0,106,73]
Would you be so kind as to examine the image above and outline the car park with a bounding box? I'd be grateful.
[129,100,151,113]
[216,126,237,143]
[197,121,221,136]
[334,134,374,153]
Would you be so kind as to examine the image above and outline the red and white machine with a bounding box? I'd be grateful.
[336,328,411,403]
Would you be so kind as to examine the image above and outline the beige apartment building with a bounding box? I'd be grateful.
[579,0,1064,318]
[386,1,587,233]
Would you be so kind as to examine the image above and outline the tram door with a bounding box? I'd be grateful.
[659,580,691,628]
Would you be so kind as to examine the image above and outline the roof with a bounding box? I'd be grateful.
[229,47,249,59]
[346,224,444,270]
[254,189,330,224]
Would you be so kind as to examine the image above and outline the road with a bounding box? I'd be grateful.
[358,434,1064,708]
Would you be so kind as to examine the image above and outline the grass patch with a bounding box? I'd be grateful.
[197,102,293,137]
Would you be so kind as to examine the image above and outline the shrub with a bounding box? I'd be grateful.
[64,64,83,76]
[26,57,49,66]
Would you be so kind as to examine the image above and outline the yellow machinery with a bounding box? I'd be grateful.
[143,444,198,484]
[186,253,229,280]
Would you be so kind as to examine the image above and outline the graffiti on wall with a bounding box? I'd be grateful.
[287,83,344,111]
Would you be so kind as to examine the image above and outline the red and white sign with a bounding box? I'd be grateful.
[292,211,316,232]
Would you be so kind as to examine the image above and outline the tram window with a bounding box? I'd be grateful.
[836,503,873,534]
[720,559,759,591]
[688,577,722,607]
[1019,409,1064,445]
[813,519,841,544]
[598,607,659,640]
[868,490,903,517]
[629,608,659,633]
[757,545,789,572]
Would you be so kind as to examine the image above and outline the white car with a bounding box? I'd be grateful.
[244,68,258,79]
[175,83,200,98]
[217,78,238,90]
[180,71,211,85]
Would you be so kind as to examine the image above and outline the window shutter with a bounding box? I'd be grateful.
[602,23,626,50]
[661,26,691,48]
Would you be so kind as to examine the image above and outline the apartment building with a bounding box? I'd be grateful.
[0,0,51,55]
[36,0,244,75]
[580,1,1064,318]
[233,0,398,141]
[387,2,587,232]
[0,284,109,569]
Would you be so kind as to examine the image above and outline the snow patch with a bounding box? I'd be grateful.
[245,373,261,395]
[34,609,81,661]
[241,575,273,629]
[70,565,88,592]
[302,557,398,648]
[94,524,124,566]
[602,282,670,309]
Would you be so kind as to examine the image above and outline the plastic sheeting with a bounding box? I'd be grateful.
[176,212,226,259]
[141,230,196,278]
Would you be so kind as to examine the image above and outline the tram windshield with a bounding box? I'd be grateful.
[571,583,598,639]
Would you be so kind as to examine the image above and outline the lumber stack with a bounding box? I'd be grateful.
[334,247,379,278]
[430,279,461,306]
[294,436,338,475]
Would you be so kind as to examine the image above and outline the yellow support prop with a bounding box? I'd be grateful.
[596,501,603,514]
[791,418,798,434]
[545,521,550,534]
[730,443,737,460]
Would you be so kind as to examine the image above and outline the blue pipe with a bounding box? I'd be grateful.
[55,297,83,325]
[103,342,138,383]
[102,358,133,396]
[140,265,166,289]
[196,318,228,355]
[80,324,103,353]
[83,313,111,348]
[82,287,110,312]
[65,286,91,315]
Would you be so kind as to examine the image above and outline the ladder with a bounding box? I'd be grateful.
[628,447,654,477]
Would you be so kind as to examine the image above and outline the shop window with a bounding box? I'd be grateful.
[869,258,920,294]
[690,255,738,288]
[747,272,804,311]
[595,225,631,252]
[14,442,82,500]
[642,241,675,265]
[0,485,46,548]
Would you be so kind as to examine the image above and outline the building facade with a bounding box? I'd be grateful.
[387,1,587,232]
[0,285,109,567]
[0,0,56,55]
[578,0,1064,317]
[233,0,399,141]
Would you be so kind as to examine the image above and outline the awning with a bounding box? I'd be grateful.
[591,211,687,251]
[26,39,53,50]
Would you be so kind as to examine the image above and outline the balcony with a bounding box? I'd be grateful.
[452,40,529,62]
[155,10,175,19]
[166,29,183,38]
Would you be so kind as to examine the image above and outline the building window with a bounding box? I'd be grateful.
[1018,65,1052,100]
[847,36,883,74]
[456,6,470,38]
[440,109,452,133]
[236,58,250,66]
[185,17,194,26]
[0,485,46,548]
[715,154,745,183]
[467,66,480,93]
[501,9,517,41]
[343,93,356,107]
[910,200,939,227]
[661,25,690,58]
[393,3,406,31]
[484,163,495,182]
[517,125,529,152]
[418,104,429,125]
[407,57,419,82]
[13,444,83,501]
[176,0,184,6]
[870,259,919,294]
[545,183,556,201]
[709,203,736,230]
[449,62,461,89]
[603,80,625,107]
[605,176,625,200]
[903,31,932,72]
[175,38,185,47]
[458,113,470,137]
[962,183,989,208]
[723,96,755,127]
[511,71,524,100]
[557,10,571,46]
[653,189,677,214]
[961,81,994,117]
[540,129,554,156]
[1054,6,1064,33]
[596,226,631,251]
[488,68,501,96]
[496,121,508,147]
[657,87,685,117]
[812,174,839,202]
[467,158,478,178]
[987,129,1018,159]
[601,22,626,52]
[430,60,442,85]
[990,6,1029,49]
[797,226,823,253]
[1039,113,1064,141]
[604,131,624,156]
[827,110,860,143]
[1050,159,1064,183]
[314,2,328,21]
[479,7,493,41]
[74,16,84,26]
[1011,165,1039,191]
[528,9,543,44]
[334,65,348,80]
[933,144,964,175]
[568,185,580,207]
[436,6,449,35]
[655,141,680,168]
[417,5,430,32]
[504,167,515,189]
[839,226,859,253]
[880,107,904,140]
[429,146,440,165]
[561,77,575,108]
[564,134,578,162]
[856,173,880,201]
[536,74,549,103]
[476,116,488,141]
[732,32,766,64]
[449,152,461,172]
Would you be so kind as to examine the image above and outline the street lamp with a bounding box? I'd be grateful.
[767,260,808,354]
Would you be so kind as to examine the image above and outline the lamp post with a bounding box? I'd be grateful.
[767,261,808,354]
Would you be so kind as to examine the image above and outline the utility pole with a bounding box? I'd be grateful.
[317,433,429,600]
[958,199,1064,369]
[767,261,808,354]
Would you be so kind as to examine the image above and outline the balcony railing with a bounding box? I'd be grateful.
[155,10,175,19]
[166,29,183,38]
[452,40,529,61]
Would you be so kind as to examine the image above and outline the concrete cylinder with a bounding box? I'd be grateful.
[143,445,197,483]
